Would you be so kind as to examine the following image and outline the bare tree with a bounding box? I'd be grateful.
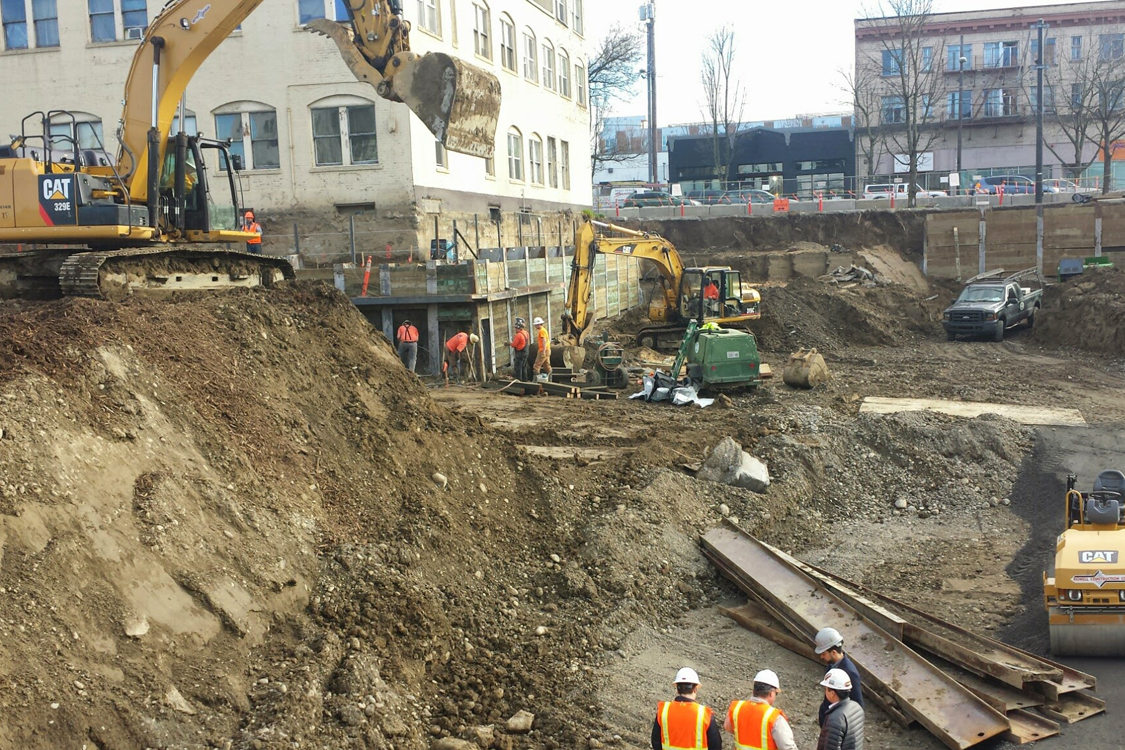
[841,67,887,181]
[588,24,644,171]
[1075,34,1125,193]
[700,26,745,186]
[1038,41,1102,181]
[858,0,946,206]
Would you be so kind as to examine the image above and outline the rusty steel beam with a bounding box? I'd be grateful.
[1003,709,1060,745]
[701,524,1010,750]
[1039,691,1105,724]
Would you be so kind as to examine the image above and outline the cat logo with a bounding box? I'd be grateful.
[41,176,72,201]
[1079,550,1119,564]
[37,174,77,225]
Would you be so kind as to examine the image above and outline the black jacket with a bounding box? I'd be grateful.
[816,696,864,750]
[818,654,864,726]
[651,695,722,749]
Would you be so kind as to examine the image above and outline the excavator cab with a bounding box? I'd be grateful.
[678,268,758,324]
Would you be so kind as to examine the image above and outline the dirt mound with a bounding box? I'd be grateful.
[1034,266,1125,354]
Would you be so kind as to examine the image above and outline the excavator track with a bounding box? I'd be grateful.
[0,248,294,300]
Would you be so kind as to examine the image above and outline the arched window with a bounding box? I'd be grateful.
[507,126,524,181]
[498,13,516,71]
[528,133,543,185]
[309,95,378,166]
[558,48,571,98]
[413,0,440,35]
[575,59,586,106]
[540,39,555,91]
[214,101,280,170]
[522,27,538,82]
[473,1,491,60]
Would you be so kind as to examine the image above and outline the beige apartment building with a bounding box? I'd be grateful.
[855,0,1125,190]
[1,0,591,252]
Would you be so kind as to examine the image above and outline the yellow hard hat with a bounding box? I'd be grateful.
[469,333,479,344]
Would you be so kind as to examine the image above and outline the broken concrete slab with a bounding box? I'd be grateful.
[697,437,770,493]
[859,396,1087,426]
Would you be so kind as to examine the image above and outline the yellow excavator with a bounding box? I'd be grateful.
[1043,470,1125,656]
[559,218,761,356]
[0,0,500,299]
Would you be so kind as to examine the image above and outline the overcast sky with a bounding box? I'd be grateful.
[594,0,1099,125]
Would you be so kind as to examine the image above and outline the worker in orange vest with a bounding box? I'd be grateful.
[443,331,479,386]
[704,279,721,315]
[651,667,722,750]
[510,317,530,381]
[532,316,552,380]
[724,669,797,750]
[244,210,262,254]
[395,319,419,373]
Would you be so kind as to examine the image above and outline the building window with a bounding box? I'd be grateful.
[522,29,538,82]
[560,140,570,190]
[555,0,566,24]
[947,90,971,120]
[473,2,490,60]
[415,0,439,35]
[946,44,971,71]
[485,156,495,177]
[547,136,558,188]
[920,94,934,121]
[921,46,933,72]
[499,14,515,71]
[435,140,447,168]
[984,41,1018,68]
[1100,33,1124,61]
[558,49,570,98]
[529,135,543,184]
[1071,35,1082,61]
[121,0,146,36]
[575,61,586,106]
[541,40,555,90]
[1071,82,1084,108]
[507,127,524,180]
[881,95,905,124]
[1031,37,1056,65]
[299,0,349,25]
[882,48,901,76]
[311,99,378,166]
[982,88,1017,117]
[1030,84,1055,113]
[570,0,581,35]
[172,112,197,135]
[214,105,280,170]
[88,0,113,41]
[2,0,28,49]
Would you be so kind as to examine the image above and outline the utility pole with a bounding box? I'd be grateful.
[957,34,965,195]
[640,2,657,185]
[1034,18,1047,274]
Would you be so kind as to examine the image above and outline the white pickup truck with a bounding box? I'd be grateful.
[863,183,947,200]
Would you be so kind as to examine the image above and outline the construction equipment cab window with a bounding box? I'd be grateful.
[681,269,754,321]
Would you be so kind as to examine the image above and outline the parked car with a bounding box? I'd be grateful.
[686,189,731,205]
[941,268,1044,341]
[863,183,947,200]
[970,175,1060,195]
[723,189,777,204]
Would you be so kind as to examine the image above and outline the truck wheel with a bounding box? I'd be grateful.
[946,330,956,341]
[993,320,1005,341]
[1026,305,1039,328]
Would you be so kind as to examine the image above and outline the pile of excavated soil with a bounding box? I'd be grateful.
[1034,266,1125,354]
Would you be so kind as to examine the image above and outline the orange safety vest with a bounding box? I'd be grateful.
[397,324,418,343]
[657,700,712,750]
[246,221,262,244]
[728,700,782,750]
[536,325,550,353]
[704,283,719,300]
[512,329,529,351]
[446,332,470,353]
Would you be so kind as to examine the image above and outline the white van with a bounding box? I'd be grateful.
[863,183,947,200]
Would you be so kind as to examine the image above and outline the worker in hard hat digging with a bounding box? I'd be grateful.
[651,667,722,749]
[814,627,863,727]
[531,316,552,381]
[443,331,479,387]
[816,668,864,750]
[724,669,797,750]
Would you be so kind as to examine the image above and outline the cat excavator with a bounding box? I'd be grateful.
[0,0,500,299]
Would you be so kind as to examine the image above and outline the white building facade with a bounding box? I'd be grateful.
[1,0,592,221]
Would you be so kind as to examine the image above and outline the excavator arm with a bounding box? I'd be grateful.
[309,0,500,158]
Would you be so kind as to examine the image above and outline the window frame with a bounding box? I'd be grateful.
[541,39,555,91]
[560,140,570,190]
[947,89,972,120]
[570,0,581,36]
[32,0,58,48]
[2,0,28,50]
[555,0,566,25]
[546,136,558,188]
[414,0,440,36]
[522,28,538,82]
[558,48,571,98]
[498,13,516,72]
[575,61,586,106]
[310,97,380,168]
[946,44,972,71]
[528,134,544,185]
[507,127,524,181]
[1071,35,1082,61]
[472,1,491,61]
[881,48,902,77]
[214,103,282,171]
[881,94,905,124]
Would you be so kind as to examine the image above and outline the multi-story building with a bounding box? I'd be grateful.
[0,0,592,252]
[854,0,1125,191]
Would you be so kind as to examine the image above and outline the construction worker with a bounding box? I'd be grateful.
[704,279,720,315]
[443,331,479,387]
[532,316,552,380]
[723,669,797,750]
[510,317,530,381]
[244,211,262,254]
[651,667,722,750]
[395,319,419,373]
[816,669,864,750]
[814,628,863,727]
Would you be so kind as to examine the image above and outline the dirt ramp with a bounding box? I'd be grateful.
[1034,267,1125,354]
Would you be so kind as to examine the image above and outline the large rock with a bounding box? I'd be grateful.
[432,739,476,750]
[697,437,770,493]
[506,709,536,733]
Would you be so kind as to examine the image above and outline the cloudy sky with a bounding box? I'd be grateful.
[592,0,1099,124]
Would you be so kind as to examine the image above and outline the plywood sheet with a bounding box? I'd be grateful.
[860,396,1086,426]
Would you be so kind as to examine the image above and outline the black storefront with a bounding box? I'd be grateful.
[668,127,856,199]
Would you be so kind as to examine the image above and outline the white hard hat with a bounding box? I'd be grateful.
[819,668,852,692]
[469,333,480,344]
[814,627,844,655]
[753,669,780,690]
[673,667,700,685]
[533,316,544,326]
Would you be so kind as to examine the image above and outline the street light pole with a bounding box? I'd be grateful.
[640,2,657,186]
[957,34,965,194]
[1034,18,1047,275]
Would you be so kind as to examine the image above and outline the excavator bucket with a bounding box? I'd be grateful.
[387,51,501,159]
